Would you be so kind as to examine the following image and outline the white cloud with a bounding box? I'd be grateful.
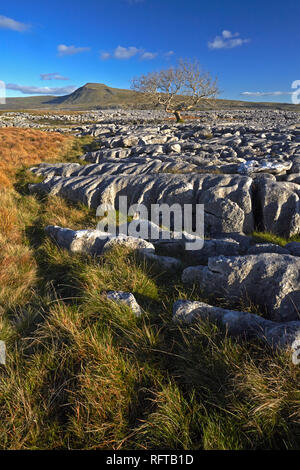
[6,83,77,95]
[40,73,69,81]
[141,51,158,60]
[208,30,250,49]
[57,44,90,56]
[221,30,238,39]
[114,46,140,59]
[164,50,175,57]
[100,52,111,60]
[241,91,293,97]
[101,46,167,61]
[0,15,29,32]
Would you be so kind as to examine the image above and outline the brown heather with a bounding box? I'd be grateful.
[0,127,74,186]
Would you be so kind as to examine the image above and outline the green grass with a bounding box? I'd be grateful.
[0,138,300,450]
[252,231,300,247]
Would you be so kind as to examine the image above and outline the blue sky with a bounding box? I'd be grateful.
[0,0,299,102]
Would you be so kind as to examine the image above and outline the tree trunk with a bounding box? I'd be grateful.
[174,110,183,123]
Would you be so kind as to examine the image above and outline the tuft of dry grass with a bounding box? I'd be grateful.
[0,128,90,309]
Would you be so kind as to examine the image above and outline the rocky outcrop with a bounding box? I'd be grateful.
[31,173,254,235]
[45,225,155,255]
[182,253,300,322]
[173,300,300,349]
[45,225,181,271]
[257,180,300,237]
[28,108,300,239]
[30,169,300,239]
[238,160,292,176]
[30,160,199,178]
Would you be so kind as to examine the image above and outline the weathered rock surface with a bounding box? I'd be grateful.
[257,180,300,237]
[102,234,155,254]
[183,238,240,265]
[31,173,254,235]
[45,225,155,255]
[106,291,142,317]
[0,341,5,365]
[238,159,292,175]
[247,243,290,255]
[139,250,182,271]
[173,300,300,349]
[45,225,181,271]
[182,254,300,322]
[31,160,198,178]
[285,241,300,257]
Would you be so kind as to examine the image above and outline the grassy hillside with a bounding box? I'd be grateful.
[0,95,55,110]
[1,82,300,111]
[48,82,141,107]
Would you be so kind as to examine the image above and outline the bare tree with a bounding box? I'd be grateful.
[131,59,219,122]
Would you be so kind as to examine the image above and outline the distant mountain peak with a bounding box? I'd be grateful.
[1,82,299,111]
